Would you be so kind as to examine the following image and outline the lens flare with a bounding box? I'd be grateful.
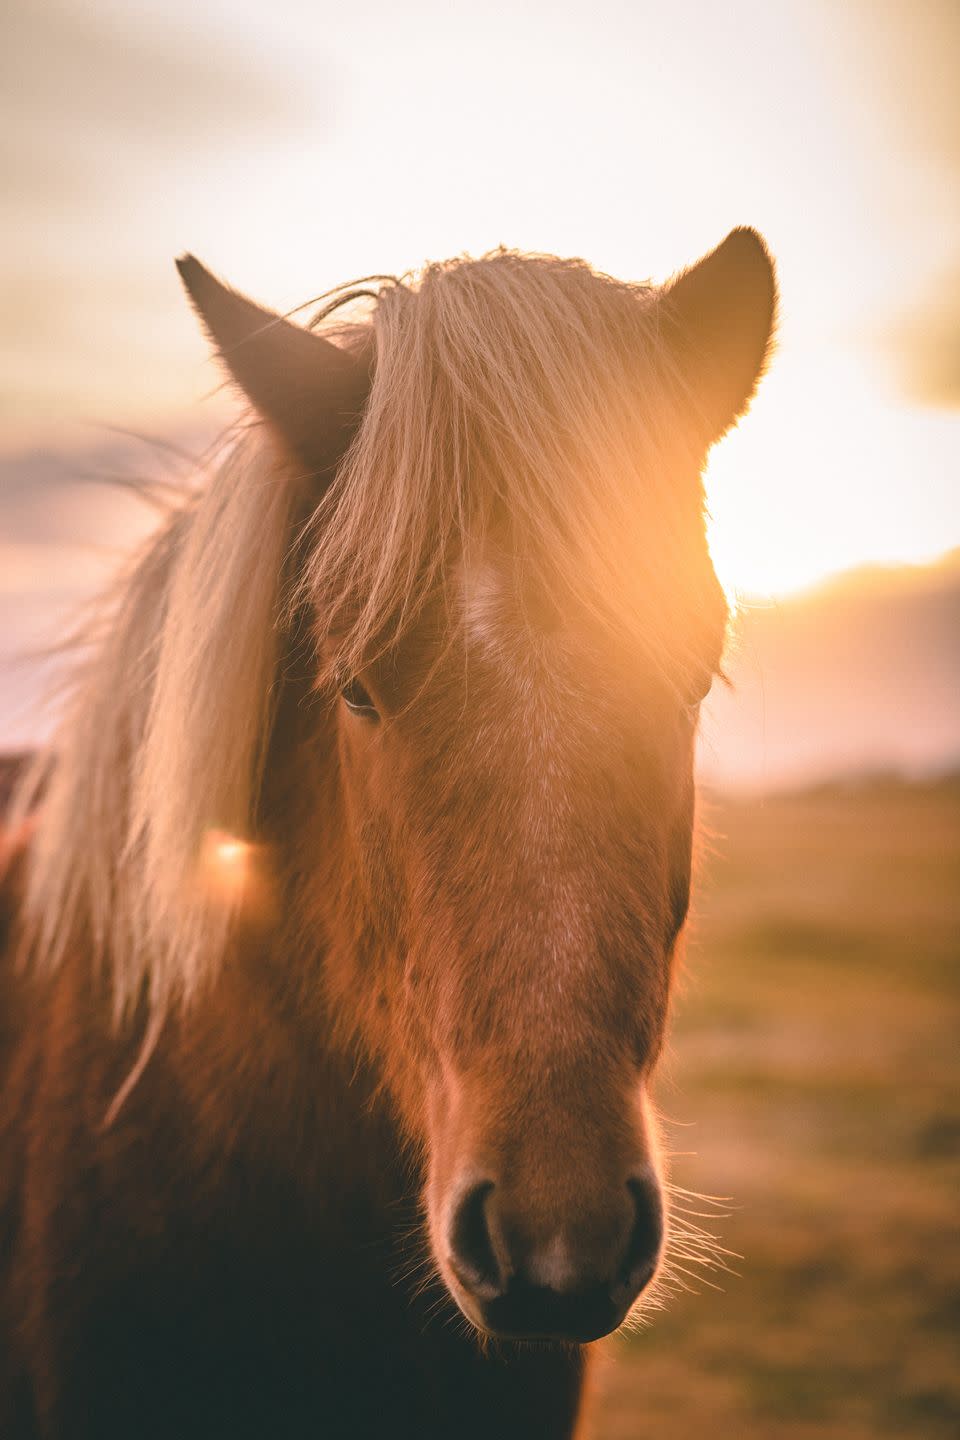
[200,829,252,902]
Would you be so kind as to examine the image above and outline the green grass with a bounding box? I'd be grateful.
[594,779,960,1440]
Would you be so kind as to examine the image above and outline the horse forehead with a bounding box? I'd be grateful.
[458,554,565,658]
[460,557,512,653]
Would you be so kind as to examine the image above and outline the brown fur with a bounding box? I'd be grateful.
[1,234,775,1437]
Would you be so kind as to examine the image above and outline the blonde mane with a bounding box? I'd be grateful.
[11,249,724,1028]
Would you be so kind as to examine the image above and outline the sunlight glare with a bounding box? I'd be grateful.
[201,829,252,904]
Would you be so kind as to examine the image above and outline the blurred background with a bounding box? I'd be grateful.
[2,0,957,1434]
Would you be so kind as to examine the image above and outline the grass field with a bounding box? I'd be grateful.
[594,780,960,1439]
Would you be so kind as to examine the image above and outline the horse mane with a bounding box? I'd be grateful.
[9,249,725,1030]
[306,250,717,685]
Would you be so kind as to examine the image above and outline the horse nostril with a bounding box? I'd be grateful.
[443,1174,663,1342]
[448,1180,503,1298]
[621,1173,664,1294]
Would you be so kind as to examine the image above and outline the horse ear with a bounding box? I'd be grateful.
[661,227,777,447]
[176,255,370,480]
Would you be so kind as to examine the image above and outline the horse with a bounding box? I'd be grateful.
[0,231,776,1439]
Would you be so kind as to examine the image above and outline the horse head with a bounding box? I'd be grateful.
[179,232,775,1342]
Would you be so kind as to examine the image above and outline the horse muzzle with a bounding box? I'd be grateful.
[441,1168,663,1342]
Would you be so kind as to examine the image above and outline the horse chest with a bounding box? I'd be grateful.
[2,997,584,1440]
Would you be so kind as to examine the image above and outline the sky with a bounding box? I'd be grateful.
[1,0,958,762]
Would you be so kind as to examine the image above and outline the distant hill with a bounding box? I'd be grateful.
[698,550,960,789]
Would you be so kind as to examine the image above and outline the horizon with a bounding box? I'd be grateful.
[1,495,957,788]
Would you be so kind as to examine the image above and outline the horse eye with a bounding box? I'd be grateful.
[340,678,379,720]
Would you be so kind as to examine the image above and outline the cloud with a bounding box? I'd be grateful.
[1,1,309,198]
[835,1,960,408]
[893,263,960,410]
[0,0,329,442]
[871,0,960,409]
[0,0,316,254]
